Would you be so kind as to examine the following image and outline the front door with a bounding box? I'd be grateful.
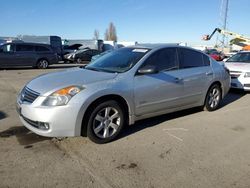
[0,44,15,67]
[134,48,185,116]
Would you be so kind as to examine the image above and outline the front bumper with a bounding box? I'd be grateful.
[230,77,250,91]
[16,99,82,137]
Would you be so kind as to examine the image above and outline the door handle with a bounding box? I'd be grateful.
[206,72,213,76]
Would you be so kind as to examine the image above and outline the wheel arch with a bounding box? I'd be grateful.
[81,94,130,136]
[204,80,223,105]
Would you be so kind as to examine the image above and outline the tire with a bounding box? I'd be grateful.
[203,84,222,111]
[37,59,49,69]
[87,100,125,144]
[76,58,82,64]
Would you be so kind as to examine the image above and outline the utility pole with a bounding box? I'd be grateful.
[216,0,229,50]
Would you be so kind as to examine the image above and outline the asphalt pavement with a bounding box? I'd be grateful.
[0,64,250,188]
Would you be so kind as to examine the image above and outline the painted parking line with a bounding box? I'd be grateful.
[163,128,189,142]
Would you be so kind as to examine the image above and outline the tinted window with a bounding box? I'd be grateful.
[2,44,14,52]
[203,54,210,66]
[179,48,204,68]
[35,46,50,52]
[16,44,34,52]
[142,48,178,71]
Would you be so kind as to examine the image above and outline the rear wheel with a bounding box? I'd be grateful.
[87,100,125,144]
[37,59,49,69]
[204,84,222,111]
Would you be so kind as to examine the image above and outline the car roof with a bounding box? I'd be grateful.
[5,42,51,47]
[127,43,205,54]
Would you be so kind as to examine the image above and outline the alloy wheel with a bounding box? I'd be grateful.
[93,107,121,139]
[208,87,220,108]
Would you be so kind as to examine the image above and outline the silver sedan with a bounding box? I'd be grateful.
[17,45,230,143]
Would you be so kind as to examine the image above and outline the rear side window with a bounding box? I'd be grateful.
[16,44,34,52]
[35,46,50,52]
[203,54,210,66]
[179,48,204,68]
[143,48,178,71]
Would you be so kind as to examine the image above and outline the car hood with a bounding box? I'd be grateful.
[26,67,117,95]
[224,62,250,72]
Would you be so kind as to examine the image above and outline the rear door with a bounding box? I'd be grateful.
[134,48,185,116]
[177,48,213,104]
[15,44,35,66]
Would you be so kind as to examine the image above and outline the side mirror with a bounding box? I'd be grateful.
[0,49,3,53]
[137,65,158,75]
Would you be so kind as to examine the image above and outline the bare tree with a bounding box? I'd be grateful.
[104,22,117,41]
[93,29,100,40]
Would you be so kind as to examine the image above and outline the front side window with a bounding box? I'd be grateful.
[16,44,34,52]
[86,48,149,73]
[2,44,14,52]
[179,48,204,68]
[227,53,250,63]
[142,48,178,72]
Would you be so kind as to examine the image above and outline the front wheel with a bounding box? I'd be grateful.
[76,58,82,64]
[87,100,125,144]
[203,84,222,111]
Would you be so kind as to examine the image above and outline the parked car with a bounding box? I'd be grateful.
[16,45,230,143]
[91,50,113,62]
[0,42,58,69]
[224,51,250,90]
[64,48,100,63]
[224,50,238,59]
[62,44,82,55]
[204,49,224,61]
[209,51,224,61]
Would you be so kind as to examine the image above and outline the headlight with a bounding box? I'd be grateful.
[244,72,250,78]
[42,86,84,106]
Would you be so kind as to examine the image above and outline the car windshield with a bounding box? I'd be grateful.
[227,52,250,63]
[85,48,149,73]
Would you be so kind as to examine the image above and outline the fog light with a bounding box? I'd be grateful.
[38,122,50,130]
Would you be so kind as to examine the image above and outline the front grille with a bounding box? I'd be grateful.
[21,87,40,103]
[230,71,242,79]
